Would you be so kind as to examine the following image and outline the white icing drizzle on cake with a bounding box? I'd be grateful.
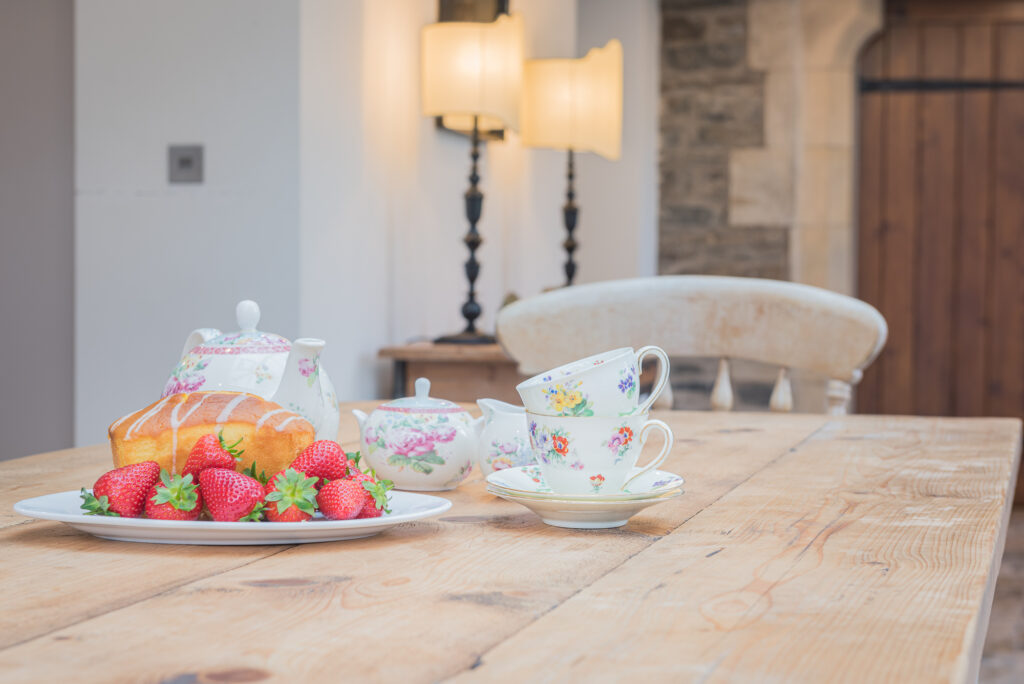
[168,394,209,473]
[125,395,173,439]
[275,415,302,431]
[109,412,131,432]
[215,393,250,427]
[255,408,289,429]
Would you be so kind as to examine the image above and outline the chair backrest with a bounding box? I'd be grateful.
[495,275,888,414]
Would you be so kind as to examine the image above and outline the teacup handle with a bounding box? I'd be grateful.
[636,345,671,413]
[621,418,674,491]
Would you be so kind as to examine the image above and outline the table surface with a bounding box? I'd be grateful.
[1,403,1020,683]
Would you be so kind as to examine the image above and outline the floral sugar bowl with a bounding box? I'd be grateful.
[352,378,483,491]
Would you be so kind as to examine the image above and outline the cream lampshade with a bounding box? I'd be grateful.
[419,13,524,344]
[421,12,523,134]
[518,39,623,286]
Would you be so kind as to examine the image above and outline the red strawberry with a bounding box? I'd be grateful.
[264,468,319,522]
[199,468,265,522]
[344,451,363,475]
[145,471,202,521]
[181,432,244,480]
[316,479,367,520]
[289,440,349,483]
[356,474,394,518]
[357,500,384,519]
[80,461,161,518]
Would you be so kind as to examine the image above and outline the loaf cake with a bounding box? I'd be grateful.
[109,391,315,476]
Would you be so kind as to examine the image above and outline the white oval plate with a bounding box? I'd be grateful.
[486,465,684,501]
[13,490,452,545]
[487,486,682,529]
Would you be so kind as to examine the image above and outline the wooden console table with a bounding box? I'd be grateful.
[379,343,526,403]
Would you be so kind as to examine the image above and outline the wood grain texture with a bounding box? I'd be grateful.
[0,405,1019,683]
[990,24,1024,422]
[857,14,1024,499]
[857,35,885,414]
[955,24,994,418]
[879,23,919,416]
[453,416,1021,684]
[914,24,958,417]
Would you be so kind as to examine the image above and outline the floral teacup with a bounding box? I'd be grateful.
[527,411,674,496]
[516,346,671,417]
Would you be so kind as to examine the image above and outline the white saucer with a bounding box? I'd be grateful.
[486,465,684,502]
[13,490,451,545]
[487,486,682,529]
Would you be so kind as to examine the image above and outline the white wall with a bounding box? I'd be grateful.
[576,0,660,282]
[0,0,74,460]
[73,0,659,445]
[297,0,581,398]
[75,0,301,444]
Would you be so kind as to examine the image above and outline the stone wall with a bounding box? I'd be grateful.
[658,0,788,279]
[656,0,882,412]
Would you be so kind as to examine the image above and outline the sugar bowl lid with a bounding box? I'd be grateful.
[378,378,465,414]
[191,300,291,355]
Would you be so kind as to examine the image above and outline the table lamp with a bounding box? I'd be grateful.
[521,39,622,286]
[421,12,523,344]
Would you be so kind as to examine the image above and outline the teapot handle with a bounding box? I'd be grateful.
[181,328,220,358]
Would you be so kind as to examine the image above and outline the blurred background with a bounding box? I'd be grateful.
[1,0,1021,461]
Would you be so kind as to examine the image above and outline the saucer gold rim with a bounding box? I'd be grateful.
[486,484,684,505]
[485,466,684,502]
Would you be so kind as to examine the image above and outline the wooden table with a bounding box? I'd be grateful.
[379,343,525,403]
[1,405,1020,683]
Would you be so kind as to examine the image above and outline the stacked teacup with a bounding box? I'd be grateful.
[515,346,674,496]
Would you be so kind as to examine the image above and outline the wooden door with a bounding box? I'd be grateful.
[857,4,1024,441]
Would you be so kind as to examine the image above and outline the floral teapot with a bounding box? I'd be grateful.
[352,378,483,491]
[163,300,339,440]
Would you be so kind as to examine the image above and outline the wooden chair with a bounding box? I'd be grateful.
[495,276,887,414]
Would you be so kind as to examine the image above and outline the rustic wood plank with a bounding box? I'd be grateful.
[989,25,1024,422]
[954,23,995,418]
[914,24,959,416]
[451,416,1022,683]
[856,37,886,414]
[879,23,920,415]
[0,410,826,681]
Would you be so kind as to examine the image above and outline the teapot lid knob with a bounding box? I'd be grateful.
[414,377,431,399]
[236,300,260,331]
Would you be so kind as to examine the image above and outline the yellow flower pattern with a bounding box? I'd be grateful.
[542,381,594,417]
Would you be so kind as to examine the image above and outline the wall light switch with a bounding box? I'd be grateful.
[168,145,203,184]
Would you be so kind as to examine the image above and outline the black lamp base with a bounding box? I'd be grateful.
[434,330,496,345]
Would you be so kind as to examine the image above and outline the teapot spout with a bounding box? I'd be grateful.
[272,338,327,435]
[352,409,368,437]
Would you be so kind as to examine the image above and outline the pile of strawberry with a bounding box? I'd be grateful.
[80,435,393,522]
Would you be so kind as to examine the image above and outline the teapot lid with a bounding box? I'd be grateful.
[192,300,291,355]
[379,378,465,414]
